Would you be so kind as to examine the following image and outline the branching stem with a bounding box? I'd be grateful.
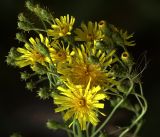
[91,78,134,137]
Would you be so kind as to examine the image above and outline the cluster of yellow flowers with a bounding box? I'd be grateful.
[13,14,118,129]
[7,1,147,137]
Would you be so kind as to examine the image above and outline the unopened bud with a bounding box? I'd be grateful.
[39,9,53,21]
[32,63,47,74]
[25,1,34,12]
[26,81,35,91]
[121,51,129,63]
[16,33,26,43]
[18,13,28,22]
[37,87,49,99]
[20,72,30,81]
[18,21,33,31]
[6,47,21,66]
[46,119,62,130]
[26,1,53,22]
[98,20,107,30]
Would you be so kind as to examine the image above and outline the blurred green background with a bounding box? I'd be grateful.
[0,0,160,137]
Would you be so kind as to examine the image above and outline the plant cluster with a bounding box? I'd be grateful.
[7,1,147,137]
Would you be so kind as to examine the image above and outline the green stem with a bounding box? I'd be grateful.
[135,94,143,111]
[36,77,47,84]
[32,28,46,32]
[91,78,134,137]
[139,82,143,96]
[133,120,143,137]
[119,110,145,137]
[73,121,77,137]
[91,125,96,135]
[76,121,83,137]
[109,127,127,135]
[47,73,55,88]
[47,59,57,88]
[61,127,74,135]
[119,94,147,137]
[67,131,72,137]
[86,122,90,137]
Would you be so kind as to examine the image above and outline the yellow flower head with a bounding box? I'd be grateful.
[57,46,105,87]
[58,44,116,88]
[75,21,104,42]
[47,14,75,38]
[49,40,75,65]
[15,34,50,69]
[60,62,107,87]
[53,79,107,130]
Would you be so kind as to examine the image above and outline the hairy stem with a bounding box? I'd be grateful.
[91,78,134,137]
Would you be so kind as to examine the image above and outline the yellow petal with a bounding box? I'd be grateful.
[39,34,44,42]
[63,110,74,121]
[29,37,36,45]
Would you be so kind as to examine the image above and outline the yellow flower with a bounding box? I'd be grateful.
[15,34,50,69]
[47,14,75,38]
[53,79,107,130]
[61,62,107,87]
[57,45,105,87]
[58,44,117,88]
[74,21,104,42]
[49,40,75,64]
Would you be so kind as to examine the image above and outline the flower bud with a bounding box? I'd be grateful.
[16,33,26,43]
[18,13,28,22]
[121,51,134,68]
[25,1,34,12]
[98,20,107,30]
[37,87,50,99]
[32,63,47,74]
[6,47,21,66]
[46,119,62,130]
[121,51,129,63]
[20,72,30,81]
[26,1,53,23]
[18,21,33,31]
[26,81,35,91]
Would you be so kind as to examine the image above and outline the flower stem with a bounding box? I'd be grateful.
[119,109,145,137]
[61,127,74,135]
[133,120,143,137]
[91,78,134,137]
[86,122,90,137]
[119,93,147,137]
[73,120,77,137]
[76,121,83,137]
